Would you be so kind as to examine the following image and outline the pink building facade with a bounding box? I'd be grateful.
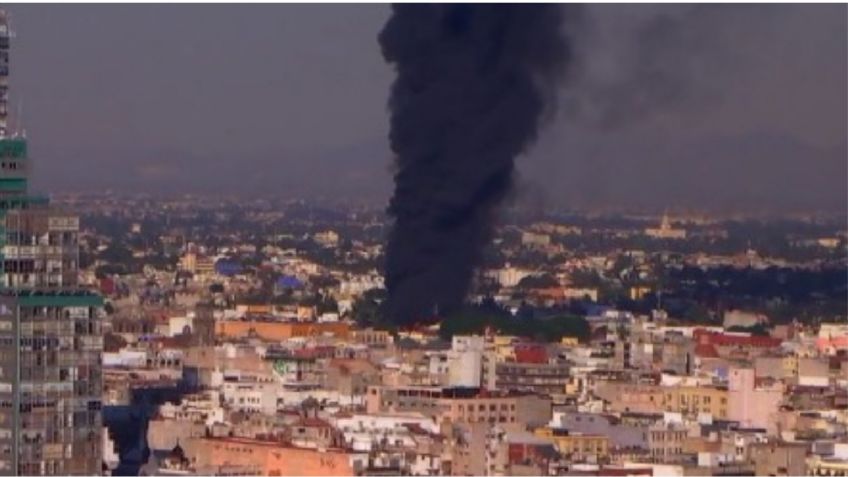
[728,368,784,434]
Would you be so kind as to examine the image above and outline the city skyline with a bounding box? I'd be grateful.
[0,5,846,475]
[2,4,846,213]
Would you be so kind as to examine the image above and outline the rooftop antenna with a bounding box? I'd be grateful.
[16,96,23,138]
[0,10,12,140]
[661,207,670,229]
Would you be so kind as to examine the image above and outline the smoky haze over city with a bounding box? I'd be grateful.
[4,3,848,214]
[1,4,848,476]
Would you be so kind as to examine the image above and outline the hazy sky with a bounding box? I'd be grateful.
[5,4,847,213]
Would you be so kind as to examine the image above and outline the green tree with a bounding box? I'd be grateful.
[516,274,559,290]
[438,304,590,343]
[351,288,390,329]
[570,269,604,288]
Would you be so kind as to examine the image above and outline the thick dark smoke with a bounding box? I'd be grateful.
[561,5,741,130]
[379,4,569,325]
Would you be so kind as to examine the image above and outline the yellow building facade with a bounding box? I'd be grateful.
[535,428,609,462]
[662,386,728,418]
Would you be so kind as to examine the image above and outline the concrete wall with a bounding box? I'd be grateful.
[555,412,648,449]
[728,368,782,433]
[186,437,361,476]
[215,320,350,340]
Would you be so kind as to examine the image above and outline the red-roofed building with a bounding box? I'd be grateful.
[694,343,719,359]
[507,441,558,468]
[290,415,341,449]
[99,277,116,295]
[514,343,548,364]
[694,329,781,348]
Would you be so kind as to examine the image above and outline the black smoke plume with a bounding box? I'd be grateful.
[379,4,570,325]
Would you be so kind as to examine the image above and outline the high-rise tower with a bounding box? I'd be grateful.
[0,11,104,476]
[0,11,9,138]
